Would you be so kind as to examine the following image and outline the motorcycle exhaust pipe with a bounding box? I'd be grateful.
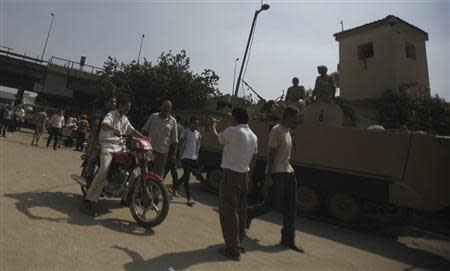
[71,174,87,187]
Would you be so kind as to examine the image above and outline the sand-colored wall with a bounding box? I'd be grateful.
[337,23,429,100]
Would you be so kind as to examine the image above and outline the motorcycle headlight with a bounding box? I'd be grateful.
[146,150,155,161]
[137,151,154,161]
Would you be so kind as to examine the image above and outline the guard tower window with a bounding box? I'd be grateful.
[358,42,374,60]
[405,42,416,60]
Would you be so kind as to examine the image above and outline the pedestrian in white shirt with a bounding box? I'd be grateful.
[174,116,201,206]
[80,95,146,216]
[211,107,258,261]
[46,110,65,150]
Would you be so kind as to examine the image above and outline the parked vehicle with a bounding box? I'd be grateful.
[180,100,450,223]
[71,135,170,228]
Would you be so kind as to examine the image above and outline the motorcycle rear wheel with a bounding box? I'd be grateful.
[129,179,170,228]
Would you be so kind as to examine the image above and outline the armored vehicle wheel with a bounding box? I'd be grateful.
[297,185,320,213]
[206,168,223,191]
[328,193,360,222]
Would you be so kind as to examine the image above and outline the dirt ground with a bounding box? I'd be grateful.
[1,131,450,271]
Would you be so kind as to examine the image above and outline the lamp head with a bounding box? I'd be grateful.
[261,4,270,11]
[51,13,54,16]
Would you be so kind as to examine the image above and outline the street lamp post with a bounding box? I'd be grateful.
[137,34,145,64]
[232,57,239,95]
[41,12,55,60]
[233,4,270,98]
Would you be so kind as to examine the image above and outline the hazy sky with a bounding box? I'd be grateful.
[1,0,449,100]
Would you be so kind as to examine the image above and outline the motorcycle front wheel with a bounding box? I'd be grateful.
[129,179,170,228]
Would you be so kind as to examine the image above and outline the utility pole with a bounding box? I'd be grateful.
[41,13,55,60]
[234,4,270,98]
[137,34,144,64]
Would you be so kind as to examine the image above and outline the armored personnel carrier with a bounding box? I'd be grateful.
[181,98,450,223]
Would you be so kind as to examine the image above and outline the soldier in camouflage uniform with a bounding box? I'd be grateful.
[285,77,306,102]
[312,65,336,102]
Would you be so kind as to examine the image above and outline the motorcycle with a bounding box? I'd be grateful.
[71,135,170,228]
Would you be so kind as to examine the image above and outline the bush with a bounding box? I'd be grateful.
[377,90,450,135]
[92,50,220,128]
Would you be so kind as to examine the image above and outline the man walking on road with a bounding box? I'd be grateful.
[31,111,48,146]
[80,95,146,216]
[212,107,257,261]
[46,110,65,150]
[246,106,304,253]
[141,101,178,177]
[166,115,184,196]
[174,116,201,206]
[1,105,13,137]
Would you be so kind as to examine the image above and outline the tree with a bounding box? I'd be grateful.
[92,50,220,128]
[376,90,450,135]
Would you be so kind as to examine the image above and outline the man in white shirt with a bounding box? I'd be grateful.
[46,110,65,150]
[141,101,178,177]
[174,116,201,205]
[212,107,257,261]
[80,95,146,216]
[246,106,304,253]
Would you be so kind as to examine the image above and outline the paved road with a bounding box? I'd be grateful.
[1,132,450,271]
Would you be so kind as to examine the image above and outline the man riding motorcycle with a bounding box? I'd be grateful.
[80,94,146,216]
[84,95,117,179]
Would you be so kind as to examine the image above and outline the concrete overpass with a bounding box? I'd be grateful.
[0,47,103,106]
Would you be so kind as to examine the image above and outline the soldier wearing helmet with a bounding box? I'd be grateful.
[312,65,336,102]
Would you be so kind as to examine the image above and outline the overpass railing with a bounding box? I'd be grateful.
[0,48,47,64]
[49,56,103,74]
[0,46,104,74]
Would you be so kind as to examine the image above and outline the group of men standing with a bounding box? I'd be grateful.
[0,106,24,136]
[285,65,336,103]
[80,96,202,215]
[77,87,305,261]
[211,65,335,260]
[212,105,304,261]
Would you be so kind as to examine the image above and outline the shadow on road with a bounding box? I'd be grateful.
[173,183,450,270]
[4,191,154,236]
[112,237,284,271]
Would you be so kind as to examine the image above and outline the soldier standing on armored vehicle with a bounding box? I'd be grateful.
[285,77,306,102]
[312,65,336,102]
[246,106,305,253]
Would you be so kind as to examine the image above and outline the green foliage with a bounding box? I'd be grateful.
[93,50,220,127]
[377,90,450,135]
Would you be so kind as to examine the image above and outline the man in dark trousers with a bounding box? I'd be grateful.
[46,110,65,150]
[246,106,305,253]
[211,107,258,261]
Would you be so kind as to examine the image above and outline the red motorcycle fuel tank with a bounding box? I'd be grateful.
[113,152,133,168]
